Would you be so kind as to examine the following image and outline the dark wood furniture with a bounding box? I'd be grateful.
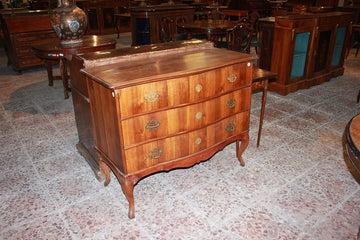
[0,10,58,72]
[77,0,129,35]
[177,19,236,45]
[266,12,352,95]
[114,12,131,38]
[344,113,360,175]
[130,4,195,45]
[33,35,116,98]
[70,40,213,181]
[258,16,275,70]
[352,24,360,57]
[80,43,255,218]
[226,21,253,53]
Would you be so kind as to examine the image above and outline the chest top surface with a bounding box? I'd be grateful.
[81,48,256,89]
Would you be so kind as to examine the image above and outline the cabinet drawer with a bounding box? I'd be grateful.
[124,111,250,173]
[118,63,251,118]
[16,47,34,56]
[18,55,44,68]
[122,87,251,146]
[13,31,57,47]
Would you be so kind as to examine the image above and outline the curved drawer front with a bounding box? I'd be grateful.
[188,63,251,102]
[124,111,250,173]
[122,87,251,146]
[118,63,251,118]
[118,76,189,118]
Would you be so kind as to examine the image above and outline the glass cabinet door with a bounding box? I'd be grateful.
[290,32,310,79]
[331,26,347,67]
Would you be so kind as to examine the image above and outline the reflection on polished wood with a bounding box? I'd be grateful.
[33,35,116,98]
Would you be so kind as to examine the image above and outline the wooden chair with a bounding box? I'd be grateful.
[226,21,253,53]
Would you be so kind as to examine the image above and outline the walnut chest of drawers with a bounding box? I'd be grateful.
[81,46,255,218]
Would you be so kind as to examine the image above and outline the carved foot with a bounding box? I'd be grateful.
[121,178,135,219]
[236,134,249,167]
[98,161,111,187]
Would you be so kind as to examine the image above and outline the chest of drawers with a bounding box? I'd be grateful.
[1,11,58,72]
[81,47,255,218]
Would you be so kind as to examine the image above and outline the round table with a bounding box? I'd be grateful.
[344,113,360,174]
[33,35,117,98]
[177,20,236,46]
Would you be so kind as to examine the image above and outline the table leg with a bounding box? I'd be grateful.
[60,58,70,99]
[257,79,268,147]
[115,15,120,39]
[44,60,54,86]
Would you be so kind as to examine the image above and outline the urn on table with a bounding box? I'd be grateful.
[50,0,88,44]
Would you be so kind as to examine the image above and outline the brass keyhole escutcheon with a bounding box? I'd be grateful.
[195,84,202,93]
[226,98,236,109]
[148,148,163,159]
[144,90,159,103]
[195,137,202,145]
[227,73,237,83]
[225,122,235,132]
[145,120,160,132]
[195,112,202,120]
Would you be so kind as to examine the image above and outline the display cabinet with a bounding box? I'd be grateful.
[269,12,352,95]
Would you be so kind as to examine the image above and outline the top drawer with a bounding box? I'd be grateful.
[118,63,251,118]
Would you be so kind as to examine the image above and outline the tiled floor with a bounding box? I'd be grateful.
[0,34,360,239]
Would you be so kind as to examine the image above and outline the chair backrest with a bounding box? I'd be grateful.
[226,21,253,53]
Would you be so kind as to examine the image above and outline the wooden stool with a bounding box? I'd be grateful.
[252,67,277,147]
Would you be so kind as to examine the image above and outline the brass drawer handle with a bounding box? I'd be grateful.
[145,120,160,132]
[195,137,202,145]
[227,73,237,83]
[195,112,203,120]
[225,122,235,132]
[144,90,159,103]
[226,98,236,109]
[195,84,202,92]
[148,148,162,159]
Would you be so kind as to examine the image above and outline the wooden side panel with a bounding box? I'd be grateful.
[87,78,125,173]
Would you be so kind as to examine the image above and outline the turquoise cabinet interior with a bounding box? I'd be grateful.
[290,32,310,79]
[331,26,347,67]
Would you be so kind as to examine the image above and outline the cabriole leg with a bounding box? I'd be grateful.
[236,134,249,167]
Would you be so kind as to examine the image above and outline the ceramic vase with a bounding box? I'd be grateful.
[50,0,88,45]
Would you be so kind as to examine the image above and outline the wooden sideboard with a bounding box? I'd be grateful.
[265,12,352,95]
[0,10,58,72]
[130,4,195,46]
[80,43,255,218]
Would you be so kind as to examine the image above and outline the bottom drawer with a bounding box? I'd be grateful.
[124,111,250,173]
[18,55,45,68]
